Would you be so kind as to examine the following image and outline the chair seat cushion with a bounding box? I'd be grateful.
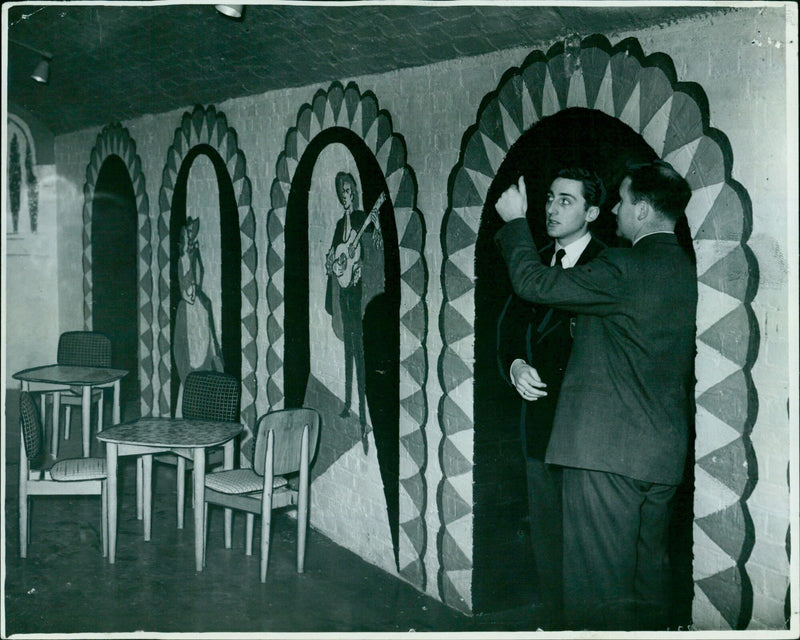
[205,469,288,494]
[50,457,107,481]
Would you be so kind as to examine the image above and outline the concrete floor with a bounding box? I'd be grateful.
[3,389,547,635]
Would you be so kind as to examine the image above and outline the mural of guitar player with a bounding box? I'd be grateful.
[173,216,224,408]
[324,172,385,454]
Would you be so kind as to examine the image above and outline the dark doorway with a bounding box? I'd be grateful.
[92,155,139,404]
[169,144,242,415]
[471,107,693,620]
[285,126,402,568]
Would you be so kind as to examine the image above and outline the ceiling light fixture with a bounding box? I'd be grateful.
[9,38,53,84]
[215,4,244,19]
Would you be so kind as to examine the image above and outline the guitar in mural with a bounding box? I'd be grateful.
[331,191,386,288]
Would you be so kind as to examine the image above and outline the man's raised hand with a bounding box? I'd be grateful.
[495,175,528,222]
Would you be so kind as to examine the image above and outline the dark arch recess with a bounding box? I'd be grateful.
[169,144,242,414]
[92,155,140,404]
[285,126,401,568]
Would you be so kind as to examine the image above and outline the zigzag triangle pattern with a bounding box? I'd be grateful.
[266,82,429,591]
[438,37,756,622]
[82,123,155,415]
[153,105,259,459]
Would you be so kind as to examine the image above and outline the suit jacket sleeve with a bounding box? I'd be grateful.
[496,219,623,315]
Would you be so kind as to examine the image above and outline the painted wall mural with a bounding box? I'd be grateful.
[440,35,758,624]
[266,82,428,588]
[153,105,257,453]
[81,122,153,413]
[6,116,38,236]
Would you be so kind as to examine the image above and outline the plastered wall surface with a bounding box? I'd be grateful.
[28,7,792,628]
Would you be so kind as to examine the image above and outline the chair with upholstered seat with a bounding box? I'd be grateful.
[45,331,112,457]
[202,407,320,582]
[152,370,241,529]
[18,391,108,558]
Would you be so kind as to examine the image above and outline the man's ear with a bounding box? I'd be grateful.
[636,200,650,221]
[585,205,600,223]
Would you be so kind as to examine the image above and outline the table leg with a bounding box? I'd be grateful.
[107,443,118,564]
[51,391,61,457]
[82,386,91,457]
[224,440,234,549]
[112,379,121,424]
[142,454,153,541]
[193,448,206,571]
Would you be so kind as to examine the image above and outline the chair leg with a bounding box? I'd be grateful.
[203,503,209,568]
[19,493,28,558]
[136,458,144,520]
[298,481,309,574]
[245,514,254,556]
[177,457,186,529]
[101,482,109,558]
[260,507,272,583]
[297,425,310,573]
[51,392,61,457]
[97,394,105,432]
[65,406,72,440]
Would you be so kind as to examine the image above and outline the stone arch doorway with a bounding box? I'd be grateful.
[82,123,152,414]
[154,105,258,453]
[91,155,139,404]
[267,82,429,587]
[439,36,758,625]
[472,106,665,615]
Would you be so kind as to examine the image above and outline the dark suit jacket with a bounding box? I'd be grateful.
[497,236,606,460]
[496,219,697,485]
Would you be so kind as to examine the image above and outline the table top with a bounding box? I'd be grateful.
[13,364,129,385]
[97,417,243,448]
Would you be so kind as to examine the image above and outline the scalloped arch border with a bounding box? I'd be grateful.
[153,105,258,450]
[438,37,758,623]
[82,122,155,413]
[266,81,429,589]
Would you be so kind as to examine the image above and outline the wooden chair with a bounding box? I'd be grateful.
[202,408,320,582]
[18,391,108,558]
[45,331,112,456]
[152,370,241,528]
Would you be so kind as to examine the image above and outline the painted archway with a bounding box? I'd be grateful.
[266,81,429,588]
[439,35,758,625]
[82,123,153,414]
[154,105,258,450]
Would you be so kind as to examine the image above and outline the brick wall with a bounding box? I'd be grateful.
[45,7,793,627]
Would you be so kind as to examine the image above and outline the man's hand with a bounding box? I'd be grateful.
[510,359,547,401]
[495,175,528,222]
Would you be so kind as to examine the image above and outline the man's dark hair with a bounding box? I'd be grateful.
[625,160,691,221]
[335,171,359,206]
[556,167,606,209]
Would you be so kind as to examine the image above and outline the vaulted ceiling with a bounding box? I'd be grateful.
[6,2,732,136]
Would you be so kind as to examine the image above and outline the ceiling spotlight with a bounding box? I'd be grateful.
[10,38,53,85]
[215,4,244,19]
[31,58,50,84]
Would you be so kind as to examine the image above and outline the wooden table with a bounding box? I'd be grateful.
[14,364,128,457]
[97,417,243,571]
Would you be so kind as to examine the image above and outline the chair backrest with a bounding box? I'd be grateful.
[253,408,320,477]
[182,370,241,422]
[57,331,112,367]
[19,392,43,462]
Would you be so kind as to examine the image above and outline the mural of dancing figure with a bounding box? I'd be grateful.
[325,172,384,453]
[173,216,224,407]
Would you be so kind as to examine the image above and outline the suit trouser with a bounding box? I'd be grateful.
[525,457,563,623]
[562,467,677,630]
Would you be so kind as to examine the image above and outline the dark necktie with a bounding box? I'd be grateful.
[555,248,567,267]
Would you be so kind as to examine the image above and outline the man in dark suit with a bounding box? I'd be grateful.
[494,160,696,630]
[496,168,606,627]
